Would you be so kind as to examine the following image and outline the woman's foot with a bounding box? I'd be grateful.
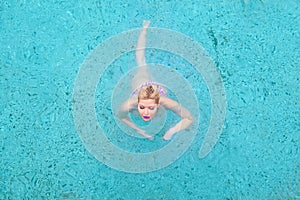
[143,20,150,29]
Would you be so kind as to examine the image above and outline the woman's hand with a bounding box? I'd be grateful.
[137,129,154,140]
[163,127,177,140]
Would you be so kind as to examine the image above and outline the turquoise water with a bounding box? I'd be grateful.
[1,0,299,199]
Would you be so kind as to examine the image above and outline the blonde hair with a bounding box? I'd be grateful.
[138,85,160,104]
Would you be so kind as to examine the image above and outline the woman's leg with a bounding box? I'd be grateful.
[131,20,151,89]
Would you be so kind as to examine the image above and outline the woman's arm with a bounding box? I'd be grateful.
[160,97,194,140]
[120,117,153,140]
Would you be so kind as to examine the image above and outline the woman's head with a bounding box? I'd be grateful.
[137,85,160,121]
[138,85,160,104]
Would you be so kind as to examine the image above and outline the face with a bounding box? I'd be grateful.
[137,99,159,121]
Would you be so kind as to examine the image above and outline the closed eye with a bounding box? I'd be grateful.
[139,106,145,109]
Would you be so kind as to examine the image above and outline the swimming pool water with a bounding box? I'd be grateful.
[1,0,299,199]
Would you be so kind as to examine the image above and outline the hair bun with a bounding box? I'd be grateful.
[147,85,154,93]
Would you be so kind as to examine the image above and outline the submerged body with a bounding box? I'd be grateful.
[118,20,193,140]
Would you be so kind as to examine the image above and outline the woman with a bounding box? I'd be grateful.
[118,20,193,140]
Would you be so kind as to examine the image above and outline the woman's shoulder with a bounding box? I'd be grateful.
[128,97,138,106]
[160,96,179,108]
[120,97,138,111]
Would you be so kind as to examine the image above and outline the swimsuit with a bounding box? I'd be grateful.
[132,81,167,96]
